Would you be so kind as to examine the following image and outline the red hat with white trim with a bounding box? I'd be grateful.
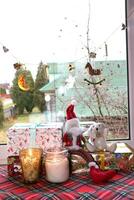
[66,100,77,120]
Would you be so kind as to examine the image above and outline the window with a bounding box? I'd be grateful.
[0,0,130,144]
[126,0,134,147]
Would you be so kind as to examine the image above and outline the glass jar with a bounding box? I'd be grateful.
[44,148,69,183]
[19,148,43,183]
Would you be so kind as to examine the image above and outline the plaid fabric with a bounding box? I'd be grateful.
[0,166,134,200]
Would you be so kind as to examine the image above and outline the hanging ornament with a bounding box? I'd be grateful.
[121,23,126,30]
[89,52,96,58]
[105,43,108,57]
[84,78,105,86]
[85,62,101,76]
[3,46,9,53]
[65,75,75,89]
[18,74,30,91]
[68,64,75,71]
[13,63,22,70]
[84,63,105,86]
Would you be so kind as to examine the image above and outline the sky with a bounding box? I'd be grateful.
[0,0,126,84]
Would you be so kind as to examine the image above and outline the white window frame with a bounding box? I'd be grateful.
[0,0,133,148]
[119,0,134,148]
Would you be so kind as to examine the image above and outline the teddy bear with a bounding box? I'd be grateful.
[83,122,117,152]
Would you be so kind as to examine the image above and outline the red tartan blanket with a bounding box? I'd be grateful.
[0,165,134,200]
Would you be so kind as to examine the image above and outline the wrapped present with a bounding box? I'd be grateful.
[70,154,88,173]
[7,156,22,177]
[128,154,134,171]
[69,149,94,174]
[91,143,134,172]
[7,123,63,156]
[114,143,134,172]
[7,123,36,156]
[36,123,63,152]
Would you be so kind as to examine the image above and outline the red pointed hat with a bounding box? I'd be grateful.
[66,100,77,120]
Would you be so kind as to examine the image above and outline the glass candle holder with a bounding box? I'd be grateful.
[45,148,69,183]
[19,148,43,183]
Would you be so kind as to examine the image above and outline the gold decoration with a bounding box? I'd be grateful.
[19,148,42,183]
[18,74,30,91]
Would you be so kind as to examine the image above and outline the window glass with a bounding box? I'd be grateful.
[0,0,129,144]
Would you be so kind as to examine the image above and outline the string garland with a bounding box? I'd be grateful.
[0,5,134,67]
[0,41,18,62]
[72,7,134,63]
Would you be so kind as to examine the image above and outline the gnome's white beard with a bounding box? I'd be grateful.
[65,118,83,137]
[65,118,80,130]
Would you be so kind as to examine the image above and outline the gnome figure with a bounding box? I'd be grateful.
[63,100,85,149]
[63,101,117,183]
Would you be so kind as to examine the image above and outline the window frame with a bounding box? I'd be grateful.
[0,0,133,147]
[124,0,134,148]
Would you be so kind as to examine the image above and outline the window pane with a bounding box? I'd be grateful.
[0,0,129,144]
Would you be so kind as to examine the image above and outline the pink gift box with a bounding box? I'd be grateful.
[7,123,63,156]
[7,123,32,156]
[36,124,63,151]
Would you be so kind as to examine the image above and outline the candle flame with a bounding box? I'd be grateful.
[28,149,33,156]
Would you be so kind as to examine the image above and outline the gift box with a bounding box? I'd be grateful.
[70,154,89,173]
[7,123,63,156]
[91,143,134,172]
[7,123,35,156]
[7,156,22,177]
[35,123,63,152]
[69,149,95,174]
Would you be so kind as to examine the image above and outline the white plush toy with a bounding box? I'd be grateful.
[83,122,117,152]
[64,100,86,149]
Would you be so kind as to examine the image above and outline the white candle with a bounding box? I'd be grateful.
[45,151,69,183]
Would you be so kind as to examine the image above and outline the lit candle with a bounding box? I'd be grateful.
[19,148,42,183]
[45,149,69,183]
